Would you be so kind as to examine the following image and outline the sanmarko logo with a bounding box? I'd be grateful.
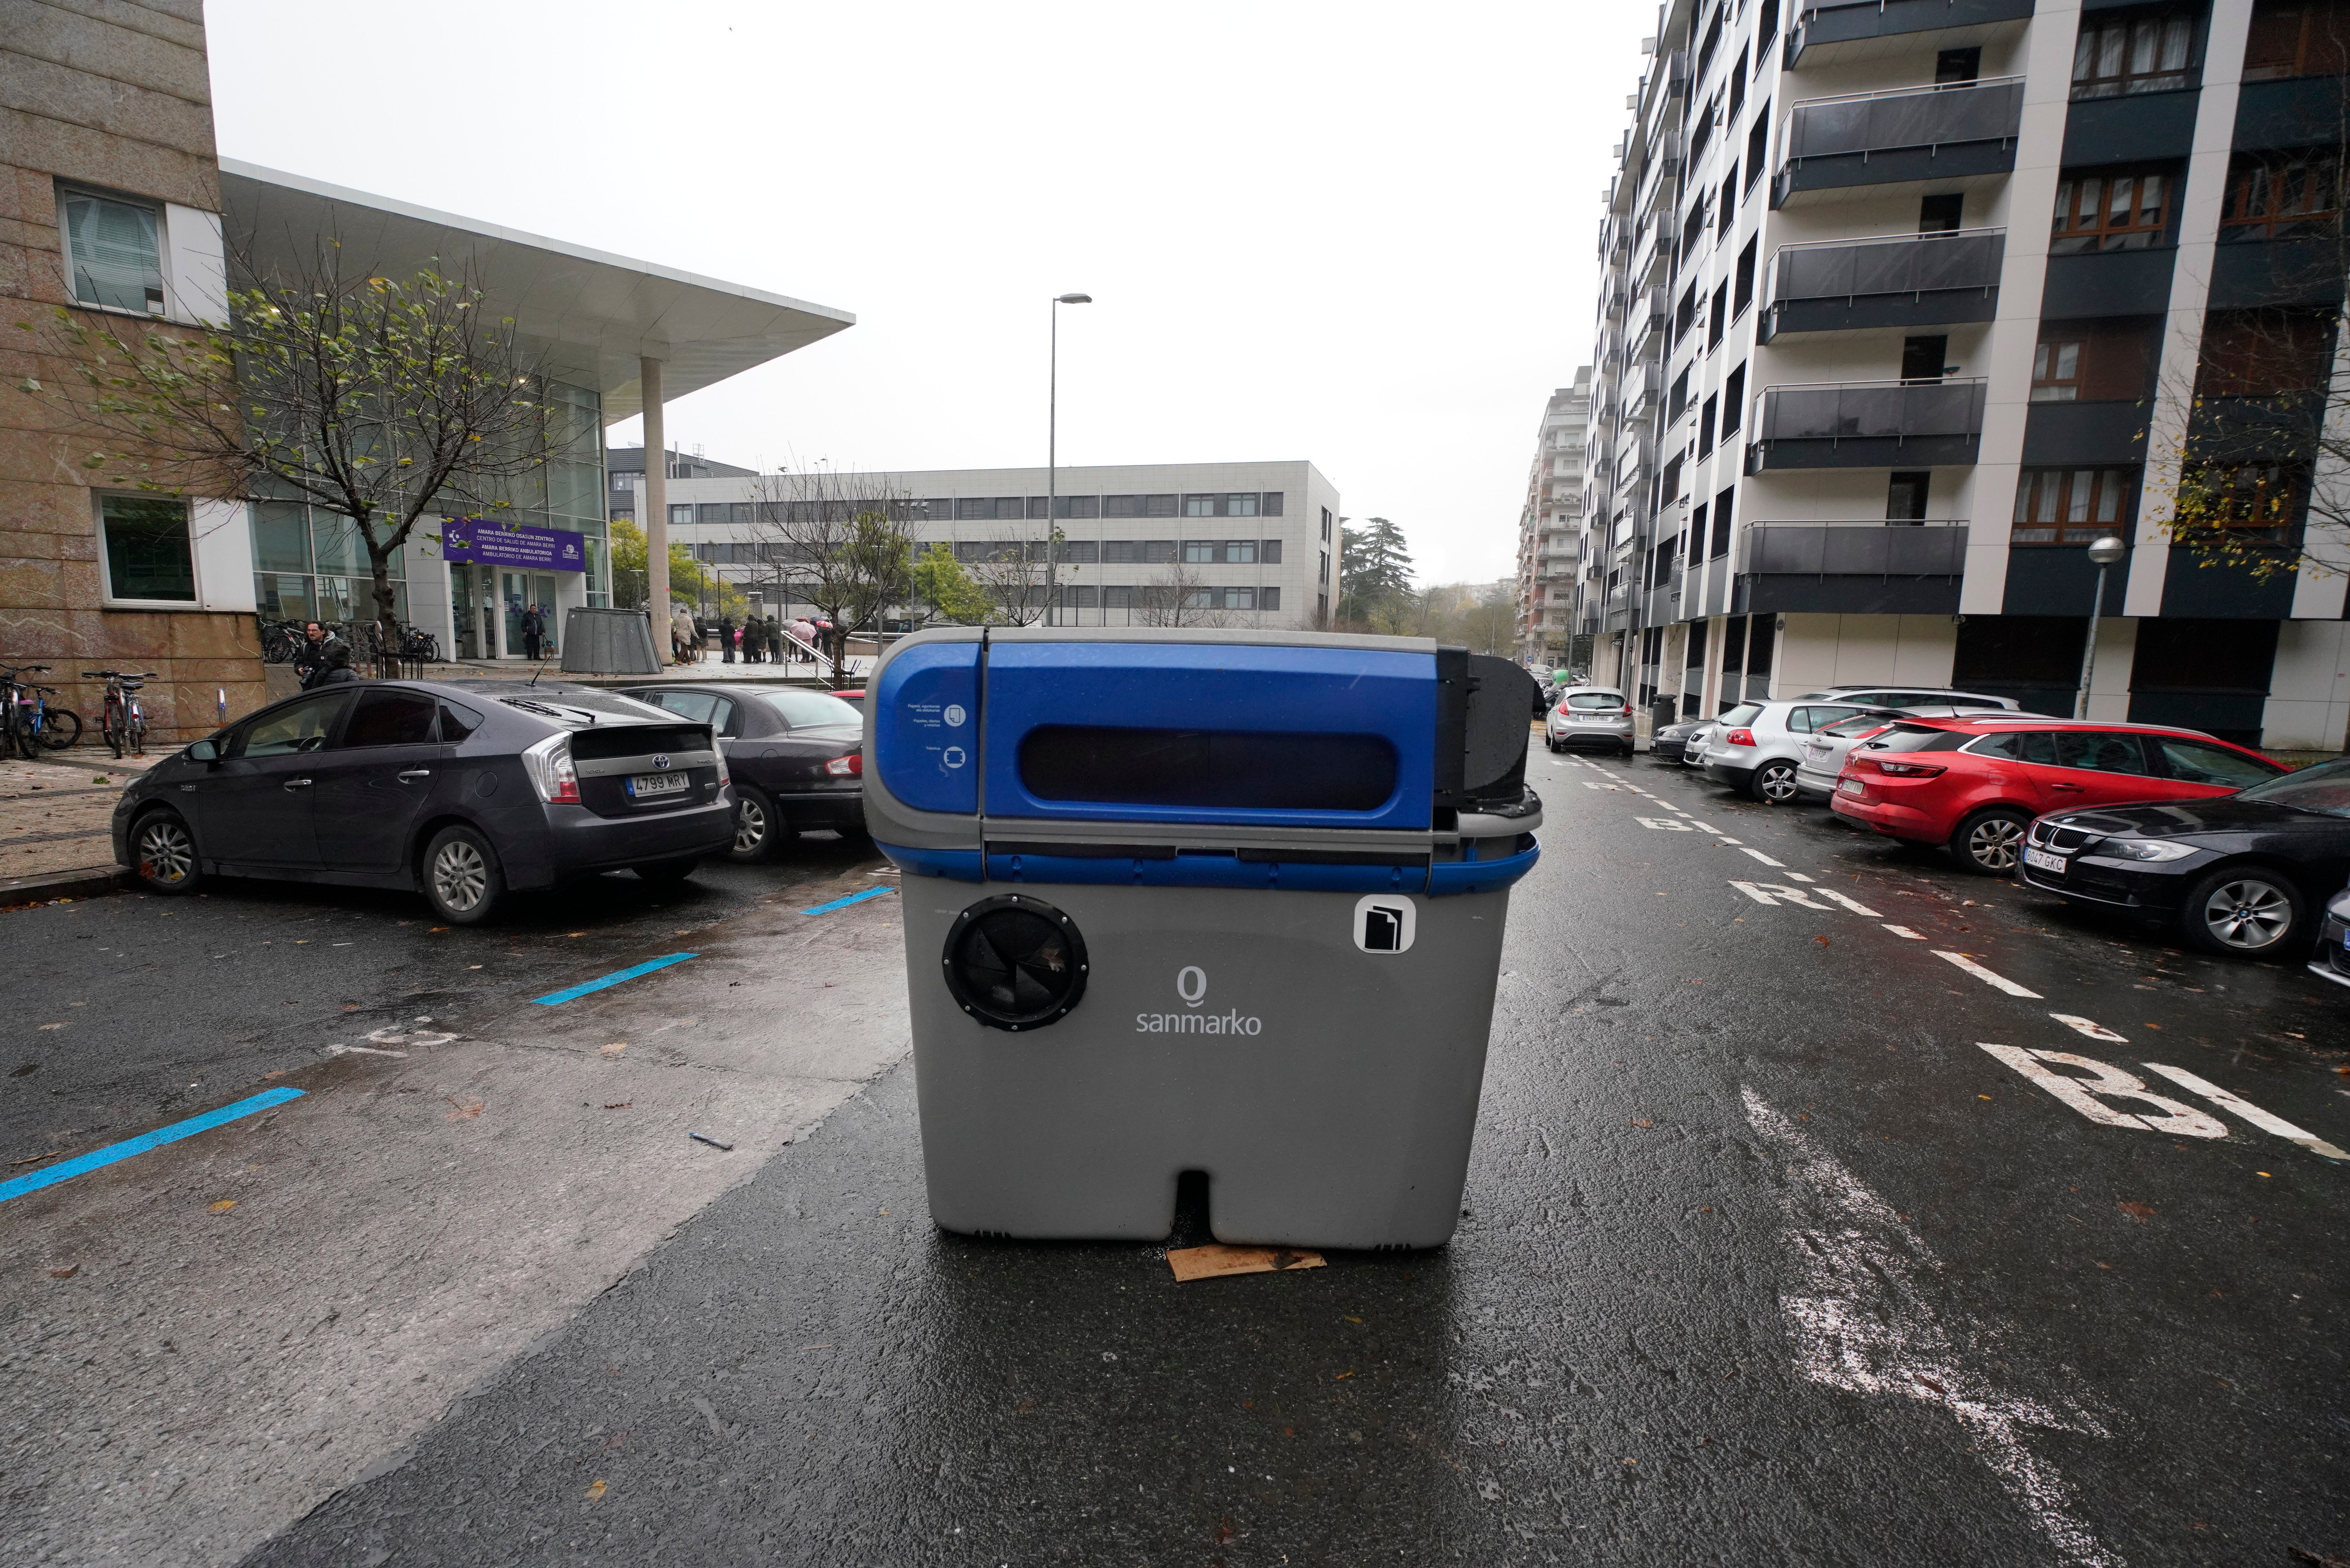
[1135,965,1263,1035]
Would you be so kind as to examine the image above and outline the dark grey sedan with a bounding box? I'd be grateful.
[111,681,733,923]
[618,683,866,862]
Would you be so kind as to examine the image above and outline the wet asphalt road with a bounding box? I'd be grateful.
[188,744,2350,1568]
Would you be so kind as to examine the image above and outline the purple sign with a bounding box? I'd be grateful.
[442,518,587,573]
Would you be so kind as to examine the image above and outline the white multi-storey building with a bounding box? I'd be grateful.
[642,461,1341,630]
[1577,0,2349,749]
[1514,372,1594,665]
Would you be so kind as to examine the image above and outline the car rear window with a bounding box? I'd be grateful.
[758,690,863,729]
[2153,736,2281,787]
[1565,693,1623,711]
[1964,729,2059,764]
[1866,724,1970,752]
[1818,714,1896,739]
[1718,704,1763,727]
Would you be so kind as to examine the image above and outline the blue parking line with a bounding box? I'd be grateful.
[803,886,896,916]
[531,952,698,1006]
[0,1087,305,1204]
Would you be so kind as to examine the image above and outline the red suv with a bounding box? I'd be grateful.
[1830,717,2285,874]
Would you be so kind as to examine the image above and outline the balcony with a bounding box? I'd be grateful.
[1747,378,1988,470]
[1774,78,2024,208]
[1759,228,2004,342]
[1785,0,2035,69]
[2209,237,2348,309]
[2041,246,2178,317]
[1734,522,1971,614]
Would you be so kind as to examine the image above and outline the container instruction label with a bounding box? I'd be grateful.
[1354,894,1416,954]
[874,643,982,815]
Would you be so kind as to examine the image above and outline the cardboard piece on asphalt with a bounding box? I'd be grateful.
[1166,1244,1327,1282]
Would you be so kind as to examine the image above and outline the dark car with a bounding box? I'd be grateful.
[2017,756,2350,957]
[618,683,866,862]
[112,681,733,924]
[2312,882,2350,989]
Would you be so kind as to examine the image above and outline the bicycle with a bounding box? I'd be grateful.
[15,676,82,755]
[82,669,158,759]
[0,664,44,759]
[258,618,308,665]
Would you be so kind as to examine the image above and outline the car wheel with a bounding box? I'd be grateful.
[422,824,504,925]
[728,784,788,863]
[635,858,700,885]
[2181,867,2304,958]
[1952,807,2031,875]
[1750,760,1799,804]
[131,809,203,895]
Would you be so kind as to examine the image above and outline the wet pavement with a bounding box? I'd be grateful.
[5,748,2347,1565]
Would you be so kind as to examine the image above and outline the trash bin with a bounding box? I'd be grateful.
[1650,694,1677,728]
[864,627,1543,1249]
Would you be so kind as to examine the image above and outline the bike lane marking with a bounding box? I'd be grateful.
[1935,950,2043,998]
[0,1087,305,1203]
[1979,1043,2349,1161]
[803,886,897,916]
[532,952,699,1005]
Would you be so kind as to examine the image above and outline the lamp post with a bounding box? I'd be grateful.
[1047,292,1091,625]
[2074,534,2126,719]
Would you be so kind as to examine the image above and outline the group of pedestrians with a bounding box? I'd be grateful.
[664,606,827,668]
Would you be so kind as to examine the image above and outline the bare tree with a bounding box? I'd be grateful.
[1133,560,1235,628]
[962,530,1058,626]
[18,245,565,667]
[747,467,919,675]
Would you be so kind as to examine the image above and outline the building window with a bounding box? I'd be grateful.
[1103,586,1134,610]
[1722,366,1745,437]
[2032,339,2085,400]
[1744,108,1769,192]
[1707,283,1728,349]
[2218,149,2342,241]
[1261,538,1282,564]
[1320,506,1333,541]
[2012,467,2136,543]
[2179,462,2304,533]
[100,495,196,602]
[59,189,165,315]
[1145,493,1179,518]
[1698,396,1719,456]
[668,504,694,528]
[1711,486,1734,558]
[2048,168,2175,252]
[1727,47,1747,122]
[2197,309,2336,395]
[2245,0,2350,79]
[1732,237,1757,317]
[1718,174,1737,242]
[1053,495,1101,519]
[1887,471,1932,521]
[2070,8,2197,98]
[1262,491,1284,516]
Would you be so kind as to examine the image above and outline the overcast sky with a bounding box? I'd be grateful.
[206,0,1648,587]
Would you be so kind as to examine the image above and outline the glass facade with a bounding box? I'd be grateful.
[250,497,409,627]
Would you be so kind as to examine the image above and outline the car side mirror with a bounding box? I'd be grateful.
[187,739,219,764]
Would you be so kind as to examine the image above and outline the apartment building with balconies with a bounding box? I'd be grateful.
[1515,371,1594,664]
[1583,0,2348,749]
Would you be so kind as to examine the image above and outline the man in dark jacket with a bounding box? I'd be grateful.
[718,612,736,664]
[520,604,545,661]
[310,643,361,687]
[292,621,333,687]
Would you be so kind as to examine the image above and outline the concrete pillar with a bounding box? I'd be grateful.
[641,356,669,638]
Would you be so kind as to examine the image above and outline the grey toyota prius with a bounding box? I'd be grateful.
[112,681,734,923]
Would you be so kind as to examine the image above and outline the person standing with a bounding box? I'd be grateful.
[291,621,334,688]
[766,615,783,665]
[520,603,545,661]
[670,602,697,665]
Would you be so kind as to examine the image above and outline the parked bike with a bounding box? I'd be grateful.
[82,669,158,758]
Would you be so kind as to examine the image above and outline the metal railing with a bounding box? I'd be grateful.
[1766,227,2005,307]
[1740,520,1971,575]
[1780,75,2025,165]
[1753,377,1989,442]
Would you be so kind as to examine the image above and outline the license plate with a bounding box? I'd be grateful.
[627,771,691,799]
[1838,778,1865,797]
[2023,846,2066,874]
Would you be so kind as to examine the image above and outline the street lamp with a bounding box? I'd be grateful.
[1047,292,1092,625]
[2073,534,2127,719]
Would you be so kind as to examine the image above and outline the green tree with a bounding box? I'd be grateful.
[1339,516,1415,624]
[20,252,567,666]
[608,516,708,608]
[910,542,994,624]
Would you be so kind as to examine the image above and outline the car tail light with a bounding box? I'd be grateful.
[1724,728,1756,747]
[711,742,730,787]
[825,753,863,779]
[1621,704,1632,716]
[521,733,580,804]
[1876,760,1946,778]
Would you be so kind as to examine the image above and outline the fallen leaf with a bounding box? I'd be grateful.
[1979,1094,1993,1101]
[2144,1022,2163,1030]
[48,1265,78,1279]
[1016,1399,1035,1413]
[567,931,585,938]
[1813,935,1831,946]
[584,1479,606,1501]
[430,926,448,933]
[445,1098,483,1121]
[2257,1171,2272,1178]
[2117,1201,2155,1221]
[1334,1370,1356,1380]
[600,1043,627,1056]
[1344,1315,1362,1323]
[1631,1117,1653,1128]
[1167,1244,1326,1282]
[209,1199,236,1213]
[38,1023,64,1031]
[261,1070,287,1079]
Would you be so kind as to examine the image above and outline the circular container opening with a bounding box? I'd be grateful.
[942,895,1090,1030]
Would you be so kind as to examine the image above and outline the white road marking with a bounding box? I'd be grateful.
[1742,1089,2124,1568]
[1934,951,2042,998]
[2143,1063,2350,1161]
[1813,888,1883,918]
[1883,925,1927,940]
[1978,1045,2226,1137]
[1739,847,1787,868]
[1729,880,1834,912]
[1637,817,1692,831]
[1784,871,1817,883]
[2050,1014,2128,1044]
[325,1044,407,1059]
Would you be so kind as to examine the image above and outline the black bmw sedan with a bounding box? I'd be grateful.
[111,681,733,923]
[2017,757,2350,958]
[616,683,865,862]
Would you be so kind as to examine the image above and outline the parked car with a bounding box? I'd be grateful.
[112,681,732,923]
[1792,685,2023,714]
[1649,717,1712,764]
[1677,719,1717,768]
[1795,711,1913,801]
[619,683,868,861]
[1833,716,2286,876]
[1696,699,1909,802]
[2311,881,2350,987]
[2018,757,2350,956]
[1544,686,1635,755]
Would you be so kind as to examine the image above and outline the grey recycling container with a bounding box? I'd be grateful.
[863,627,1542,1250]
